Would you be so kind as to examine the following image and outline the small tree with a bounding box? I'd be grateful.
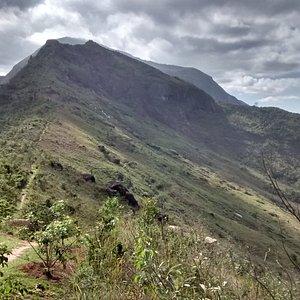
[21,200,80,278]
[263,159,300,223]
[263,158,300,273]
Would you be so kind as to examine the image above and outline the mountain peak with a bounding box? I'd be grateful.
[1,37,244,107]
[85,39,98,46]
[57,37,87,45]
[10,39,220,127]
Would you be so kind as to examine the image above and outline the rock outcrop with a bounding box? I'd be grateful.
[106,182,139,209]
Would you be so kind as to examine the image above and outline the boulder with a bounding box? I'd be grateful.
[98,145,106,152]
[50,161,63,171]
[7,219,33,230]
[111,157,121,165]
[106,182,139,209]
[81,174,96,183]
[7,218,31,227]
[108,182,128,196]
[106,188,118,197]
[234,212,243,219]
[204,236,217,244]
[168,225,181,230]
[124,192,139,208]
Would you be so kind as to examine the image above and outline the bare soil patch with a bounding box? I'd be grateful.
[20,261,76,282]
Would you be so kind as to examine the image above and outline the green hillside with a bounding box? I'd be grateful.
[0,40,299,298]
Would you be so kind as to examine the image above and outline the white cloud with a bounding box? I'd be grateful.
[0,0,300,112]
[224,75,300,96]
[259,95,299,103]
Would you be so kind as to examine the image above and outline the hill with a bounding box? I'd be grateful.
[0,37,86,85]
[145,61,246,105]
[2,37,245,108]
[0,38,299,281]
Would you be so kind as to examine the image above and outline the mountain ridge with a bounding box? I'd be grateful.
[143,60,246,106]
[6,39,300,178]
[1,37,245,107]
[1,38,300,269]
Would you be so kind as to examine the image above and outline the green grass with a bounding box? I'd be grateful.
[3,246,66,299]
[0,40,299,298]
[0,234,22,250]
[69,198,300,299]
[1,100,299,267]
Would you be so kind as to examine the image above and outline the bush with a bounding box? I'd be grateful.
[71,198,300,299]
[20,200,80,278]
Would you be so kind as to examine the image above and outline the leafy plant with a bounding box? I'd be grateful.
[0,276,29,300]
[21,200,80,278]
[0,243,11,277]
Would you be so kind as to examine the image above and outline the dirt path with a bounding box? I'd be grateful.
[20,165,38,208]
[19,123,49,208]
[7,243,32,262]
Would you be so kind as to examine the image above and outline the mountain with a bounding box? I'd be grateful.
[0,50,39,85]
[2,37,244,107]
[145,61,246,105]
[0,39,300,268]
[117,49,245,105]
[0,37,86,85]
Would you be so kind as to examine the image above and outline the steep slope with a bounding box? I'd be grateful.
[224,104,300,189]
[1,55,35,85]
[2,37,244,107]
[9,40,251,159]
[0,39,299,266]
[144,61,246,105]
[0,37,86,85]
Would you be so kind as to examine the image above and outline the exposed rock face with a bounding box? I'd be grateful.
[108,182,128,196]
[124,192,139,208]
[106,182,139,208]
[111,157,121,165]
[81,174,96,183]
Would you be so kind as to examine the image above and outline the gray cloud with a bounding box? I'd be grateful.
[0,0,43,10]
[182,36,273,53]
[0,0,299,112]
[263,60,300,72]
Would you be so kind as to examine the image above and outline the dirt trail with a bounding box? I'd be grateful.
[19,123,49,208]
[7,243,31,262]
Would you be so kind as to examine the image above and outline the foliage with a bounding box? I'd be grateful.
[21,200,80,278]
[0,39,300,299]
[263,158,300,273]
[0,276,29,300]
[0,161,28,220]
[0,243,11,277]
[71,198,300,299]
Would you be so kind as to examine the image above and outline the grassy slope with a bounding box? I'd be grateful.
[0,41,299,270]
[0,233,65,299]
[224,104,300,185]
[3,100,298,267]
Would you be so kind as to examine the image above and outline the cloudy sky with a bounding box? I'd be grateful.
[1,0,300,113]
